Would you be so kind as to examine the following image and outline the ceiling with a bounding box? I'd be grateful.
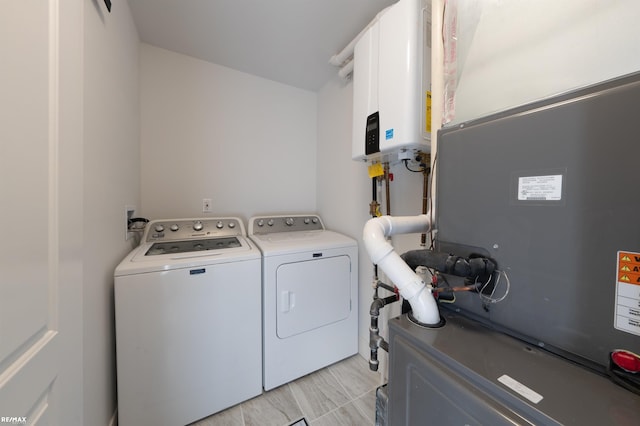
[127,0,397,92]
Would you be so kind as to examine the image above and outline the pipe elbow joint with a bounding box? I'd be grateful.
[370,298,384,316]
[363,215,431,264]
[363,217,393,265]
[406,287,440,325]
[363,214,440,326]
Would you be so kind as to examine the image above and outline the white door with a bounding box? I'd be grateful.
[0,1,83,424]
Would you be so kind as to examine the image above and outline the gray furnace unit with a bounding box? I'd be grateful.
[386,72,640,424]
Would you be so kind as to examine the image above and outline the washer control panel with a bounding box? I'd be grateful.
[249,215,324,235]
[144,217,244,242]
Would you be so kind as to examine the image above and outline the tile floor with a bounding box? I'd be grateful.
[190,354,381,426]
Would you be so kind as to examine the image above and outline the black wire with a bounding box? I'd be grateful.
[129,217,149,223]
[403,159,424,173]
[429,152,438,250]
[436,272,451,290]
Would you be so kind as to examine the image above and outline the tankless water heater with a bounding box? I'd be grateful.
[352,0,431,162]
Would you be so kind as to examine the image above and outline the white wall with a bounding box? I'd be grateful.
[449,0,640,124]
[317,75,426,359]
[139,44,317,221]
[84,1,140,424]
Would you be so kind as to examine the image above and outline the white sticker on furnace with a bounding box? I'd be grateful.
[498,375,543,404]
[518,174,562,201]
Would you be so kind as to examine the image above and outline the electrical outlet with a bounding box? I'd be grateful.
[125,205,135,240]
[202,198,212,213]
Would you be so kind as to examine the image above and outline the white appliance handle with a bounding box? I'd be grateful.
[281,291,296,313]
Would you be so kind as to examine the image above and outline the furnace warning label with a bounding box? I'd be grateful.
[517,175,563,201]
[615,251,640,336]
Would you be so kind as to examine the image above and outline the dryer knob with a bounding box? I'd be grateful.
[267,219,274,226]
[154,224,165,232]
[304,218,310,224]
[216,221,224,229]
[312,217,318,224]
[257,219,264,227]
[170,224,179,232]
[228,221,236,229]
[285,217,294,226]
[193,221,203,231]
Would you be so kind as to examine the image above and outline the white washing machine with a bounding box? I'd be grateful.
[248,214,358,390]
[114,217,262,426]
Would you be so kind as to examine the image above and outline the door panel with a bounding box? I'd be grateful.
[0,0,51,367]
[0,0,80,422]
[276,256,351,338]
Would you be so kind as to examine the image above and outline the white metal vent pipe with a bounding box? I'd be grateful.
[329,6,391,67]
[338,59,354,80]
[363,214,440,325]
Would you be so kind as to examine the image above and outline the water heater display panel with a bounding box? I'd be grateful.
[365,112,380,155]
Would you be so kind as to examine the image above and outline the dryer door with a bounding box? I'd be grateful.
[276,255,351,339]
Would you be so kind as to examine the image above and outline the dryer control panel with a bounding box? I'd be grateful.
[249,215,324,235]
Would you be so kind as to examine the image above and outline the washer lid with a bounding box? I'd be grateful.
[131,236,253,262]
[114,235,260,277]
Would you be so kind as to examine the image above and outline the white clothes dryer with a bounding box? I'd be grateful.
[114,217,262,426]
[248,214,358,390]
